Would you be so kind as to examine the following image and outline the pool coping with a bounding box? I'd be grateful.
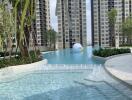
[104,66,132,90]
[41,51,55,54]
[105,54,132,88]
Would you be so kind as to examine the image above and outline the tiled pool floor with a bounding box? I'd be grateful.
[0,66,132,100]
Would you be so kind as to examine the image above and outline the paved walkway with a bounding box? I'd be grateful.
[105,54,132,86]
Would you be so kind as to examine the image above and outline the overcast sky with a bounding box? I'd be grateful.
[50,0,91,43]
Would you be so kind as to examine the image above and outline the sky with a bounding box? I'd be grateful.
[50,0,91,43]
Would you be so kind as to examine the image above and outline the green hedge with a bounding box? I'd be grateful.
[93,48,131,57]
[0,50,42,68]
[0,52,20,57]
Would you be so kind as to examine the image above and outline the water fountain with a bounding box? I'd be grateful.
[72,43,83,53]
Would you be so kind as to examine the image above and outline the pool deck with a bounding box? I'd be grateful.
[105,54,132,86]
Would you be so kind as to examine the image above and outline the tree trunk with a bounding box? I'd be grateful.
[110,25,115,47]
[19,41,28,57]
[31,24,37,58]
[8,34,13,60]
[15,44,18,58]
[3,44,7,60]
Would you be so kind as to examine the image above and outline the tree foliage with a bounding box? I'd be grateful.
[108,9,117,25]
[8,0,36,58]
[121,16,132,45]
[0,0,40,63]
[122,17,132,36]
[0,1,15,53]
[46,29,57,50]
[108,8,117,47]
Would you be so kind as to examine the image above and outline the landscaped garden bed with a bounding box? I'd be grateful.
[0,50,42,68]
[93,48,131,57]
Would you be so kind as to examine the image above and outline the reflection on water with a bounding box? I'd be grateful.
[44,46,105,64]
[0,47,131,100]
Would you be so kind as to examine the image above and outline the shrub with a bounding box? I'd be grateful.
[0,52,21,57]
[93,48,131,57]
[0,50,42,69]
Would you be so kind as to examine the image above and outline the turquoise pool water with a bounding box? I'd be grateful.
[44,46,104,64]
[0,66,132,100]
[0,46,132,100]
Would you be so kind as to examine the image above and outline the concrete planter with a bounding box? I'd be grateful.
[93,53,132,61]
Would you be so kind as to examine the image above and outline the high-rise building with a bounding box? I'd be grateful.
[34,0,51,47]
[56,0,87,49]
[91,0,132,48]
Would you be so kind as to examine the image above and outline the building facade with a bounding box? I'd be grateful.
[56,0,87,49]
[91,0,132,48]
[34,0,51,47]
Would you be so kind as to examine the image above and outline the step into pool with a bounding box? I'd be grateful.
[0,46,132,100]
[0,66,132,100]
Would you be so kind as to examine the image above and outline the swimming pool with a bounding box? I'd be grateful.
[0,46,132,100]
[0,66,132,100]
[43,46,104,64]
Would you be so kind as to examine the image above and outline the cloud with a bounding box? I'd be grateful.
[50,0,91,43]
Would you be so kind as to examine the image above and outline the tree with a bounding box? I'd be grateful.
[0,0,39,62]
[0,5,4,51]
[46,29,57,50]
[0,1,15,59]
[108,8,117,47]
[122,17,132,45]
[0,20,4,52]
[8,0,36,59]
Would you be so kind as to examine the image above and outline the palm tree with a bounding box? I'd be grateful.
[8,0,34,59]
[0,0,40,62]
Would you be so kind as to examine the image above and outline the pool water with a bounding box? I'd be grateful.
[0,46,132,100]
[44,46,104,64]
[0,66,132,100]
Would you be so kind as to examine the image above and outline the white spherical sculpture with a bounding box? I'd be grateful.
[72,43,83,52]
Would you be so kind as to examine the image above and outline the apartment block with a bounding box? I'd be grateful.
[56,0,87,49]
[34,0,51,47]
[91,0,132,48]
